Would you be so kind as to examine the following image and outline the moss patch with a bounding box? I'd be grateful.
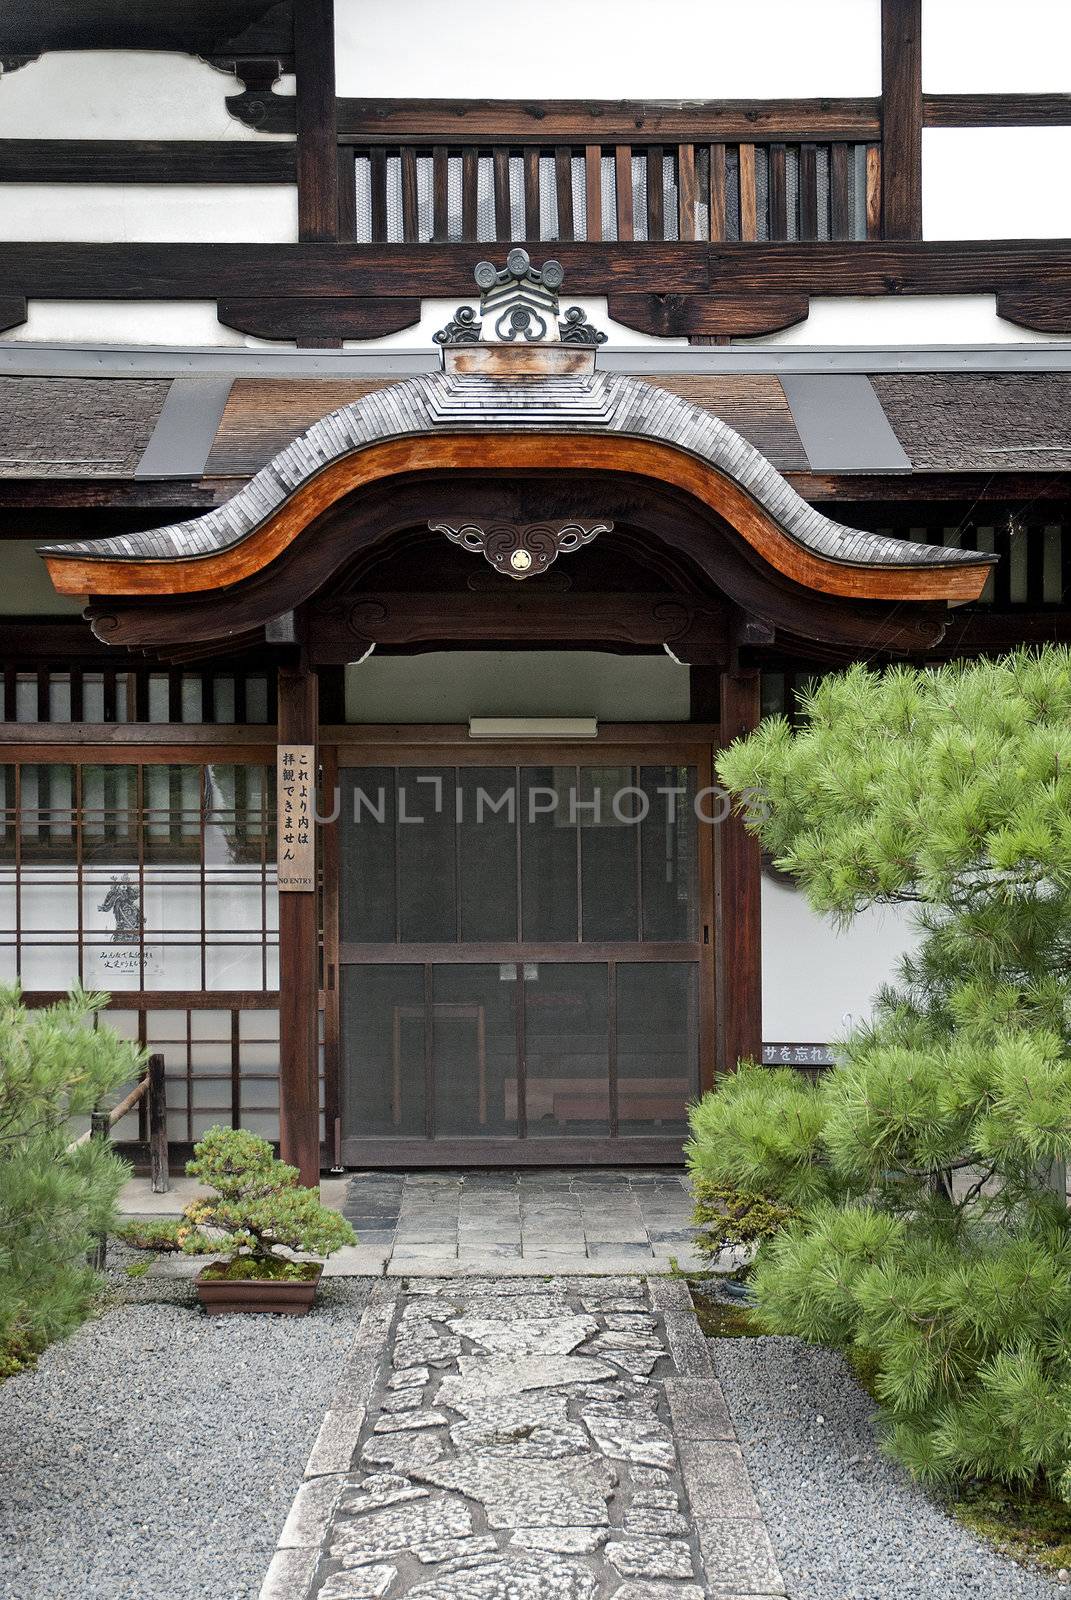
[688,1282,760,1338]
[199,1257,321,1283]
[947,1481,1071,1577]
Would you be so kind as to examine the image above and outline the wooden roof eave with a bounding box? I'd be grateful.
[41,430,994,608]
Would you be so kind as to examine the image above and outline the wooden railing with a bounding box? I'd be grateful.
[341,136,880,246]
[69,1052,169,1269]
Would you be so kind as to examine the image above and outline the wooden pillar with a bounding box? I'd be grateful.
[715,667,763,1073]
[881,0,923,239]
[277,662,321,1187]
[295,0,338,244]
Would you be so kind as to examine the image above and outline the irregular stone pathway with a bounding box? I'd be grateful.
[261,1278,786,1599]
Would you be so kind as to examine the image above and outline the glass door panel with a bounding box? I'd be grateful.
[523,962,610,1137]
[342,964,426,1137]
[579,767,639,941]
[616,962,698,1137]
[458,768,518,942]
[519,767,578,941]
[337,750,710,1158]
[432,964,518,1136]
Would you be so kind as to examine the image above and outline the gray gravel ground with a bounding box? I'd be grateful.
[712,1331,1064,1600]
[0,1250,372,1600]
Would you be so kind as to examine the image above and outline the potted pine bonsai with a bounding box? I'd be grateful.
[126,1126,356,1316]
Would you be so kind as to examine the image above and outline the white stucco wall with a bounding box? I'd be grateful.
[923,128,1071,240]
[335,0,881,98]
[0,185,297,244]
[761,877,919,1042]
[745,295,1071,346]
[0,302,254,346]
[0,52,293,139]
[922,0,1071,91]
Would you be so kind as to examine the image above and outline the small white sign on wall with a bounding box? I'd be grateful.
[277,744,315,893]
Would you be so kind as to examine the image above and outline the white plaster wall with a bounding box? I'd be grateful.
[761,876,919,1042]
[0,301,254,346]
[347,297,687,352]
[335,0,880,98]
[0,53,293,139]
[742,295,1071,346]
[345,651,692,723]
[0,185,297,243]
[923,0,1071,91]
[923,128,1071,240]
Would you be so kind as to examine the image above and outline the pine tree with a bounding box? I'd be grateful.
[0,985,140,1373]
[689,649,1071,1497]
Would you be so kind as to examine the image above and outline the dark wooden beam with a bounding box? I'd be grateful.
[3,240,1067,301]
[881,0,923,239]
[294,0,338,245]
[715,666,762,1073]
[0,141,296,183]
[785,473,1071,505]
[923,93,1071,127]
[330,97,884,145]
[0,481,233,511]
[276,661,320,1187]
[305,591,730,664]
[0,1,293,59]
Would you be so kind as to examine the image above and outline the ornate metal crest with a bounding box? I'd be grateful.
[431,519,612,580]
[433,249,607,348]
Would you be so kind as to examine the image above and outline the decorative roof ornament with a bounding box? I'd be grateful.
[431,518,611,580]
[433,249,607,351]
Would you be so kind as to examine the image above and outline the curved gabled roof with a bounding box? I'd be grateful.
[40,367,993,602]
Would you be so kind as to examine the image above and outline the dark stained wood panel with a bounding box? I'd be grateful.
[237,95,882,142]
[0,0,293,57]
[0,377,170,479]
[294,0,337,244]
[202,374,808,478]
[923,93,1071,127]
[204,377,400,476]
[880,0,923,239]
[0,141,296,183]
[872,373,1071,471]
[640,376,808,470]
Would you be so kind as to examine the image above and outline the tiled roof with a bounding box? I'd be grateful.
[39,368,989,573]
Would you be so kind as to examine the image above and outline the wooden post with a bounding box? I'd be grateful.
[277,663,321,1188]
[715,668,763,1073]
[295,0,338,244]
[881,0,923,239]
[147,1052,169,1196]
[88,1109,110,1271]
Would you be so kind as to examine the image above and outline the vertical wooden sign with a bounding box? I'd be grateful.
[277,744,315,892]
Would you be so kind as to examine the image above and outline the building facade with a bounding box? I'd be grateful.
[0,1,1068,1181]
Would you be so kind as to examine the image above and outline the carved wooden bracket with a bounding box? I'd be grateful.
[217,296,421,342]
[430,520,612,580]
[607,291,810,340]
[0,297,27,336]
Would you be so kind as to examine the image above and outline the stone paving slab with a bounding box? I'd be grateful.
[128,1169,711,1278]
[260,1275,785,1600]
